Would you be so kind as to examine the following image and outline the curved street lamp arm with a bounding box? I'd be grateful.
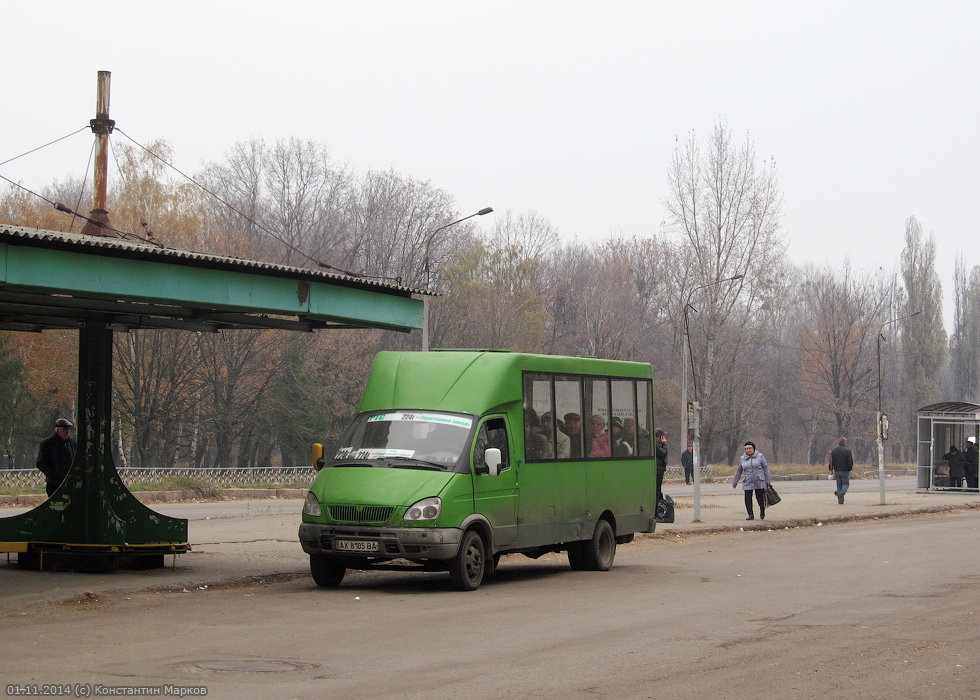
[683,273,744,401]
[423,207,494,287]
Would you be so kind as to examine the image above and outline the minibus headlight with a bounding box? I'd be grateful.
[404,497,441,521]
[302,492,321,517]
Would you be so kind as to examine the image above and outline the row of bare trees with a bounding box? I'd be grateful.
[0,123,973,468]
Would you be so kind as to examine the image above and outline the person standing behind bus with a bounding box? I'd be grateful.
[655,428,667,502]
[733,441,771,520]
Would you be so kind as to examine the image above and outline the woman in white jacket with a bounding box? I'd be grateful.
[732,441,772,520]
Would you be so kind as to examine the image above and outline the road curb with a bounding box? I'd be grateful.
[642,501,980,538]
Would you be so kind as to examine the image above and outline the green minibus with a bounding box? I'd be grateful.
[298,350,658,590]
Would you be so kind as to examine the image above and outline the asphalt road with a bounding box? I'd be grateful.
[1,499,977,700]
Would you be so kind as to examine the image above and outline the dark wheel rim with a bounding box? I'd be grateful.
[597,526,614,567]
[464,539,484,583]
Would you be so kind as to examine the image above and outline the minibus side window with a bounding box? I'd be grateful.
[554,376,583,460]
[475,418,510,474]
[611,379,637,457]
[587,378,611,458]
[637,380,654,456]
[523,373,553,461]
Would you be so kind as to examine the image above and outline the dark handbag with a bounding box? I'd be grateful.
[765,484,781,506]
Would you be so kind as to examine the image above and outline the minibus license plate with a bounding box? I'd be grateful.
[335,539,379,552]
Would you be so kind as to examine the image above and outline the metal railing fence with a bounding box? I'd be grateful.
[0,467,316,490]
[3,465,709,491]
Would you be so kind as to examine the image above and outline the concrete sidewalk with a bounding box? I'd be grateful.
[1,482,978,612]
[653,479,980,534]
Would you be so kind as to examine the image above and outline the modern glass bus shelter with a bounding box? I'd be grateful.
[916,402,980,492]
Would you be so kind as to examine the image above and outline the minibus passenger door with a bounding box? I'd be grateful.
[472,416,518,547]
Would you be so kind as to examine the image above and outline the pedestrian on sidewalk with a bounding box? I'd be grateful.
[830,437,854,504]
[681,442,694,485]
[732,441,771,520]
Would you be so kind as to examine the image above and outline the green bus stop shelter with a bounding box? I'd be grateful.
[0,224,424,569]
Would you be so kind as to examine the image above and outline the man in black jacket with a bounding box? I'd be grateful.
[965,437,979,490]
[681,442,694,485]
[36,418,76,497]
[829,437,854,504]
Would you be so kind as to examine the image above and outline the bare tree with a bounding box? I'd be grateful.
[949,254,980,401]
[796,263,891,462]
[434,212,557,351]
[344,169,456,284]
[197,138,351,267]
[663,121,786,460]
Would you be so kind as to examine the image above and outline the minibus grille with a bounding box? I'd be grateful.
[328,505,395,524]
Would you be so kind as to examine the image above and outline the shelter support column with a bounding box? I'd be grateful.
[0,323,188,568]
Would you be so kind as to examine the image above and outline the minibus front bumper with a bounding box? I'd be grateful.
[299,522,463,561]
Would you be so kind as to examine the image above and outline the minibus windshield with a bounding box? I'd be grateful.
[331,411,474,470]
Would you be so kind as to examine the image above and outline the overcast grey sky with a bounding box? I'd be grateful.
[4,1,977,327]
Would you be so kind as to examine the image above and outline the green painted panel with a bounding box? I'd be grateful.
[0,244,422,331]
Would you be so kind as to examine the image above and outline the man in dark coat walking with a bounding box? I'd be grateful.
[36,418,76,497]
[829,437,854,504]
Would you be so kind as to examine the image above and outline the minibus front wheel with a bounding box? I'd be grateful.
[449,530,486,591]
[310,554,347,587]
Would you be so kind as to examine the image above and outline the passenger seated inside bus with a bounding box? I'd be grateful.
[589,415,611,458]
[524,407,551,460]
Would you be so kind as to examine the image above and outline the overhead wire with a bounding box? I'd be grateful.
[5,126,424,284]
[114,128,364,278]
[68,140,95,235]
[0,126,159,244]
[0,126,90,169]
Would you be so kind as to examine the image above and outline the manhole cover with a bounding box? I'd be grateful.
[195,660,308,673]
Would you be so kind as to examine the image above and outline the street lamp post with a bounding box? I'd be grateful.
[421,207,493,352]
[681,274,744,521]
[876,310,921,505]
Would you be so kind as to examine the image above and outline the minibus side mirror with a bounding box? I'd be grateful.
[313,443,325,471]
[485,448,502,477]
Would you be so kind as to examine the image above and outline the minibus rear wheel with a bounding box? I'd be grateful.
[310,554,346,587]
[581,519,616,571]
[449,530,486,591]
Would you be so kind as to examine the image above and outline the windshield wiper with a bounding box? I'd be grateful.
[385,456,446,470]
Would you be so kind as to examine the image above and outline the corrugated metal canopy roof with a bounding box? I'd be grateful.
[0,224,426,333]
[918,402,980,415]
[0,225,424,294]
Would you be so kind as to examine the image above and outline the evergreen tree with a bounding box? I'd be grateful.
[900,216,947,438]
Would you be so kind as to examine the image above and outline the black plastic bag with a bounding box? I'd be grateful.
[656,494,675,523]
